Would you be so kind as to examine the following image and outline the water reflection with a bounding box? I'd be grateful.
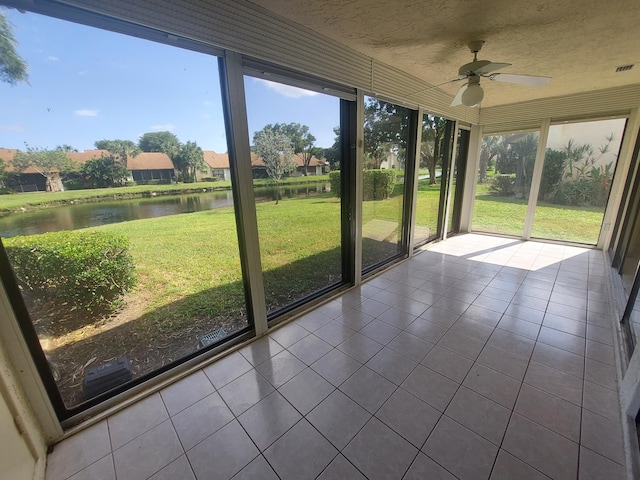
[0,183,329,238]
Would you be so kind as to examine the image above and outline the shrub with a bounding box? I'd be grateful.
[63,179,84,190]
[124,180,138,187]
[365,169,396,200]
[552,178,609,207]
[329,171,341,197]
[489,174,516,197]
[4,231,136,313]
[328,169,396,200]
[201,177,219,182]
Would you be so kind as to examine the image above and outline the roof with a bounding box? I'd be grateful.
[203,151,230,169]
[67,150,111,165]
[0,147,328,174]
[126,152,174,171]
[0,148,40,174]
[203,151,327,169]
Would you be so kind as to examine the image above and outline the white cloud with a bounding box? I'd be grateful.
[47,55,59,62]
[150,123,176,132]
[0,124,26,133]
[256,79,319,98]
[75,109,98,117]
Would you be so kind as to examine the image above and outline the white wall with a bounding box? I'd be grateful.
[0,389,38,480]
[0,335,47,480]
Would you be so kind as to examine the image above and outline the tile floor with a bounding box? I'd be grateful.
[45,234,630,480]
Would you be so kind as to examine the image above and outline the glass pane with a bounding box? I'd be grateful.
[244,76,342,316]
[472,132,539,236]
[362,97,410,270]
[0,11,246,410]
[414,114,447,245]
[447,128,469,235]
[532,119,626,244]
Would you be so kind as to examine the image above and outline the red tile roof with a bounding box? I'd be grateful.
[67,150,110,164]
[126,152,174,170]
[203,151,327,169]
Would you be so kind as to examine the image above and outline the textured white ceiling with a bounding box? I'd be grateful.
[247,0,640,108]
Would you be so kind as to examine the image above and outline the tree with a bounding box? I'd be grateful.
[11,145,74,192]
[81,154,130,188]
[0,11,28,86]
[255,123,316,175]
[0,158,8,189]
[173,141,205,183]
[539,148,566,199]
[421,115,448,185]
[138,131,180,157]
[510,133,538,198]
[364,98,410,170]
[253,130,295,204]
[56,144,78,153]
[94,139,140,164]
[479,135,505,183]
[323,126,341,170]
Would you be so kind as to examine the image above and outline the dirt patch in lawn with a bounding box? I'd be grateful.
[31,293,248,409]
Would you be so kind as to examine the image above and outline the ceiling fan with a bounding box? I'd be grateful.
[450,40,551,107]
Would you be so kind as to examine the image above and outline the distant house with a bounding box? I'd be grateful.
[199,151,329,180]
[0,148,65,192]
[1,146,328,191]
[126,152,175,182]
[251,152,329,178]
[379,150,401,170]
[200,151,231,181]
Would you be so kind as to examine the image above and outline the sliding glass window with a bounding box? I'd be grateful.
[472,132,539,236]
[0,10,247,417]
[243,75,344,317]
[414,114,451,245]
[362,97,412,271]
[531,118,626,244]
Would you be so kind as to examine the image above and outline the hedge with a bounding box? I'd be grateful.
[329,169,397,200]
[4,230,136,313]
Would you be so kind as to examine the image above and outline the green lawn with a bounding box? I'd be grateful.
[472,183,605,244]
[95,192,342,328]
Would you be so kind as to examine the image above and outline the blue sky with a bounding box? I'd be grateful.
[0,8,340,152]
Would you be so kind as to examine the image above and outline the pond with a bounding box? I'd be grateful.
[0,183,331,238]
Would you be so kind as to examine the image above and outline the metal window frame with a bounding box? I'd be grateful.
[360,97,418,276]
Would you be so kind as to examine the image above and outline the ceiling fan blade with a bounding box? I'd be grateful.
[488,73,551,86]
[450,83,468,106]
[408,77,464,97]
[474,62,511,75]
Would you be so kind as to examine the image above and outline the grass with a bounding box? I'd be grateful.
[0,175,330,213]
[94,192,342,326]
[472,182,605,244]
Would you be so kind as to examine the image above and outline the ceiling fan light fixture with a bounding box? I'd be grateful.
[461,82,484,107]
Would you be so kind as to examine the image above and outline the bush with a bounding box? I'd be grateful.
[365,169,396,200]
[489,174,516,196]
[63,179,84,190]
[124,180,138,187]
[552,179,609,207]
[328,169,396,200]
[201,177,219,182]
[4,231,137,313]
[329,171,341,197]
